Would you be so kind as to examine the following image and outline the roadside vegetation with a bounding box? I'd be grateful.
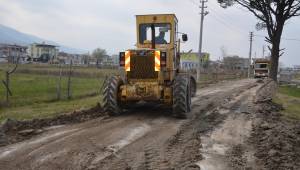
[274,85,300,120]
[0,63,121,78]
[0,65,111,122]
[0,72,103,107]
[0,64,246,123]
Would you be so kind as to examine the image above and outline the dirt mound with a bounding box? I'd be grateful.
[0,104,104,147]
[252,100,300,170]
[250,79,300,169]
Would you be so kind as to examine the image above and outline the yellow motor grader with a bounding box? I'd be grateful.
[103,14,196,118]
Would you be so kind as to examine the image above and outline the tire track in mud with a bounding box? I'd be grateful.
[0,79,260,170]
[195,82,263,170]
[94,80,259,169]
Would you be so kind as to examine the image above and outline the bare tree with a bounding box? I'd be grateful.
[92,48,107,67]
[217,0,300,80]
[2,59,19,104]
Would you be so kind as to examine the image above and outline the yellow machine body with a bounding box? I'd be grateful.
[119,14,188,105]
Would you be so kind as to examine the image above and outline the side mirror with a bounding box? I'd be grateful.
[182,34,188,42]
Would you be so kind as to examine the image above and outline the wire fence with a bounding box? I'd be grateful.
[183,65,249,85]
[0,64,121,107]
[0,63,248,107]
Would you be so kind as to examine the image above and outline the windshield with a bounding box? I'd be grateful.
[255,63,268,69]
[139,23,171,44]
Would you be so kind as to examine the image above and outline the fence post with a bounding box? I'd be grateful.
[67,60,73,99]
[5,71,9,103]
[57,64,62,100]
[3,61,18,105]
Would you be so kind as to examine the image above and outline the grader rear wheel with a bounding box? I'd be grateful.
[173,75,191,119]
[102,76,123,116]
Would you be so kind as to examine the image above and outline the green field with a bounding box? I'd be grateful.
[274,85,300,120]
[0,72,103,107]
[0,65,114,122]
[278,85,300,98]
[0,63,122,78]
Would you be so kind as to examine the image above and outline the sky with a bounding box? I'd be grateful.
[0,0,299,66]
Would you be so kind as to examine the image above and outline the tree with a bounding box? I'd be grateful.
[82,54,90,65]
[92,48,107,66]
[217,0,300,81]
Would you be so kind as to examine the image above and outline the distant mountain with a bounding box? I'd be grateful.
[0,24,86,54]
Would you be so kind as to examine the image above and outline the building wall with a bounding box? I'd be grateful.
[223,56,250,70]
[0,44,27,63]
[28,43,58,62]
[180,52,210,70]
[293,65,300,71]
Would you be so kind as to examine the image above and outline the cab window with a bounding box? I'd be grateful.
[139,23,171,44]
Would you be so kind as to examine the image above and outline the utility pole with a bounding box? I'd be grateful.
[248,32,254,78]
[57,63,62,100]
[67,60,73,100]
[197,0,208,82]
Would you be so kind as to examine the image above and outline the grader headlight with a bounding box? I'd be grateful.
[155,50,161,71]
[125,51,131,72]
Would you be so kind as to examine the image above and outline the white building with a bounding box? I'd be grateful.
[293,65,300,71]
[28,42,58,63]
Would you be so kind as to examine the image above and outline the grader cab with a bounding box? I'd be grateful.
[103,14,196,118]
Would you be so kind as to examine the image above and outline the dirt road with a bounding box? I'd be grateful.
[0,79,284,170]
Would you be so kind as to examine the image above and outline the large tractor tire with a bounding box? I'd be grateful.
[102,76,124,116]
[173,75,192,119]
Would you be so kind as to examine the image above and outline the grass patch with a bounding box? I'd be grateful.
[0,63,121,78]
[0,71,104,107]
[278,85,300,98]
[274,86,300,120]
[0,68,110,123]
[0,96,100,122]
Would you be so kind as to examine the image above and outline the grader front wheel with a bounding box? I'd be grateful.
[102,76,123,116]
[172,75,191,119]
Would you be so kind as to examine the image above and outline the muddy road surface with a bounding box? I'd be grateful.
[0,79,275,170]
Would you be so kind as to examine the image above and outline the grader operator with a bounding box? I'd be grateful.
[102,14,197,118]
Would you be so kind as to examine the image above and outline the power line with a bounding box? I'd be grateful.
[282,38,300,42]
[208,11,247,35]
[207,0,249,34]
[254,34,300,42]
[190,0,248,35]
[191,0,300,43]
[188,0,199,6]
[190,0,300,43]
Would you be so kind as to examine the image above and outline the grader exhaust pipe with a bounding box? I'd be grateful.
[151,24,155,49]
